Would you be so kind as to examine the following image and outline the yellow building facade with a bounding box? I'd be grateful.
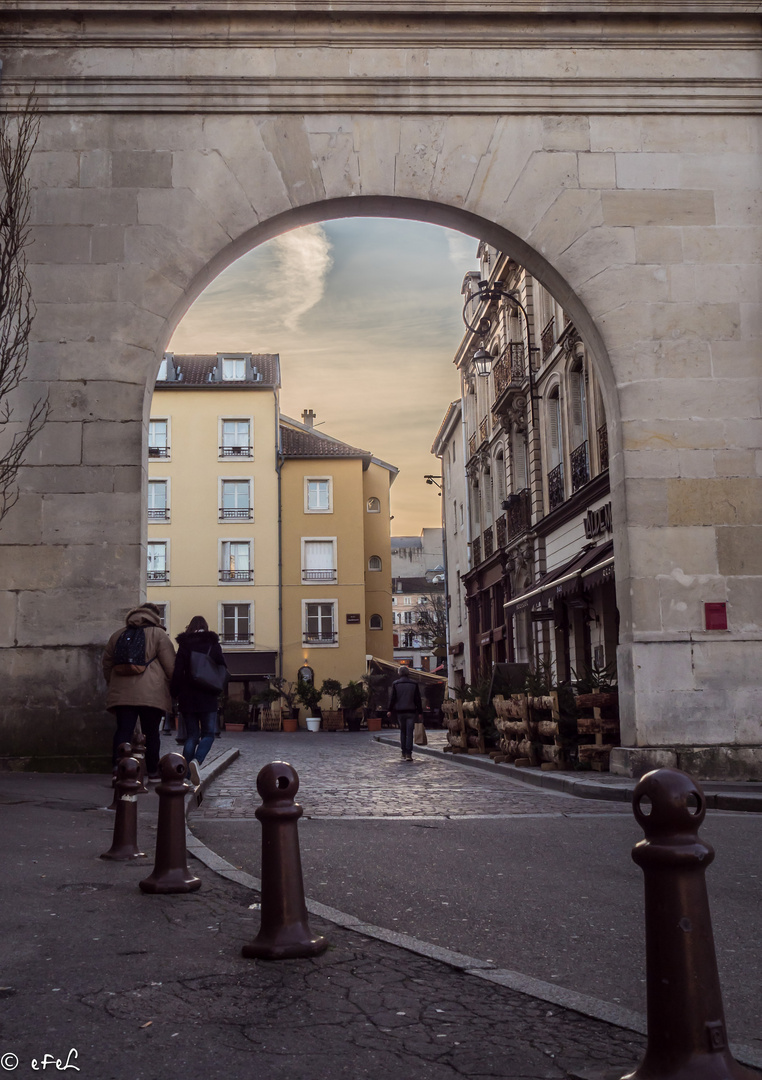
[280,414,397,690]
[148,357,396,697]
[147,353,280,682]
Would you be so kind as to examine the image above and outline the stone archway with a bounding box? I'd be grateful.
[1,7,760,773]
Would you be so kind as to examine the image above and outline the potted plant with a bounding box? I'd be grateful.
[340,680,367,732]
[363,674,384,731]
[296,678,323,731]
[320,678,344,731]
[223,698,250,732]
[271,677,299,731]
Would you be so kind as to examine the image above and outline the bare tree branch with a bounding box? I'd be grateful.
[414,591,447,653]
[0,95,50,525]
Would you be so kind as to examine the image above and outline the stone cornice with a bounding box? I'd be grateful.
[4,75,761,114]
[1,1,760,12]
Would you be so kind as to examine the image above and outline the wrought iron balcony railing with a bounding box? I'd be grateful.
[479,416,489,443]
[472,535,481,565]
[504,487,531,538]
[483,524,494,559]
[147,508,170,520]
[220,570,253,582]
[303,631,337,644]
[221,633,252,644]
[148,445,169,458]
[147,570,169,582]
[571,440,590,493]
[468,432,477,459]
[219,445,253,457]
[540,316,556,361]
[547,463,565,511]
[496,513,507,548]
[219,507,253,520]
[598,423,609,471]
[302,569,337,583]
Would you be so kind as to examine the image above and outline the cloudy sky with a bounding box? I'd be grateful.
[168,218,478,534]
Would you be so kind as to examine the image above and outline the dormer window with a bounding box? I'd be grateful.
[222,357,246,381]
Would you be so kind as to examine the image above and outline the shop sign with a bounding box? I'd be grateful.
[584,502,612,539]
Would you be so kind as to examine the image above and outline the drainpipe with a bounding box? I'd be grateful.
[275,387,284,680]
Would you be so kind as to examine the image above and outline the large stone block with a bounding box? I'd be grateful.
[667,478,762,527]
[719,527,762,576]
[112,150,172,188]
[1,543,141,592]
[41,492,140,546]
[601,190,715,227]
[627,525,717,577]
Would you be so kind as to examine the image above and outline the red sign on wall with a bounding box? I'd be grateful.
[704,602,728,631]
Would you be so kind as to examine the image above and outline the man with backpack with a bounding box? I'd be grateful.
[387,665,423,762]
[102,603,176,780]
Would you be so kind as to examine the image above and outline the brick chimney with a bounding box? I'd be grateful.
[302,409,316,428]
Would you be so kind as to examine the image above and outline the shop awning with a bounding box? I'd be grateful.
[504,540,614,613]
[366,656,448,684]
[222,651,278,679]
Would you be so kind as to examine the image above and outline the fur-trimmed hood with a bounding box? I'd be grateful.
[176,629,220,649]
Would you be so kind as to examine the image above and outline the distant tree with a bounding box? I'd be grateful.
[415,591,447,657]
[0,97,50,525]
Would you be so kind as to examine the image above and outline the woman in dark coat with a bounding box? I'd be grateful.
[170,615,227,783]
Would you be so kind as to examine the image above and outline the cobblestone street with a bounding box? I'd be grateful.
[190,731,632,820]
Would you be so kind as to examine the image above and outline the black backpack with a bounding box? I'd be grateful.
[112,626,156,677]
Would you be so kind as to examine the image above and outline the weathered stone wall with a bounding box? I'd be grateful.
[0,5,760,771]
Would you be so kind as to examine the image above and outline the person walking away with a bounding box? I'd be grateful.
[103,603,176,781]
[171,615,227,786]
[388,666,423,762]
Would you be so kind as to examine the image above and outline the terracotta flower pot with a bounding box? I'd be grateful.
[282,717,299,733]
[366,717,382,731]
[225,723,245,732]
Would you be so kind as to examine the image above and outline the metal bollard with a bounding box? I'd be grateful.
[242,762,328,960]
[132,731,148,793]
[139,753,201,894]
[623,768,755,1080]
[101,757,145,860]
[108,742,133,810]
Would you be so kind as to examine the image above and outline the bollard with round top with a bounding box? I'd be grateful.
[132,731,148,793]
[623,768,756,1080]
[242,762,328,960]
[108,742,134,810]
[139,752,201,894]
[100,757,145,860]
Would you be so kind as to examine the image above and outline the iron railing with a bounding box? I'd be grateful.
[598,423,609,471]
[219,507,253,519]
[302,569,337,583]
[472,535,481,566]
[219,445,253,457]
[148,445,169,458]
[479,416,489,443]
[571,440,590,492]
[468,433,477,458]
[220,570,253,582]
[496,513,507,548]
[221,633,251,644]
[506,488,531,538]
[147,508,169,520]
[547,463,565,511]
[540,316,556,361]
[303,631,337,644]
[483,524,494,559]
[147,570,169,582]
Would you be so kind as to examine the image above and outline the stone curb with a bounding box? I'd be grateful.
[182,743,762,1072]
[375,736,762,814]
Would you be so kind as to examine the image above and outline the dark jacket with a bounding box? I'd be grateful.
[170,630,227,714]
[388,673,423,716]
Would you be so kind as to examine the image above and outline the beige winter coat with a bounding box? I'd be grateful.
[103,606,176,714]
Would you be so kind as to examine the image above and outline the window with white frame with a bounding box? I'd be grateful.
[366,496,381,513]
[148,479,169,520]
[302,539,337,583]
[369,614,383,630]
[403,597,412,606]
[303,601,336,645]
[220,418,252,458]
[222,357,246,381]
[147,541,168,583]
[220,541,252,582]
[305,477,332,513]
[221,603,251,644]
[368,555,382,571]
[148,419,169,458]
[403,611,414,625]
[220,479,252,520]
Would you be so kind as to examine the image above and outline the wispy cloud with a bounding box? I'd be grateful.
[447,232,478,270]
[274,225,334,330]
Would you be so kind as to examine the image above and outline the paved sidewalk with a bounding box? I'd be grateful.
[188,732,762,1058]
[0,768,650,1080]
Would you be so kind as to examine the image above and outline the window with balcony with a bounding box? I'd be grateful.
[220,541,252,582]
[366,497,380,513]
[220,480,252,520]
[569,363,590,492]
[303,601,337,645]
[305,477,332,513]
[221,603,251,644]
[147,541,168,583]
[369,614,383,630]
[368,555,382,571]
[222,357,246,381]
[302,539,337,583]
[546,389,565,511]
[148,419,169,458]
[148,480,169,521]
[220,419,252,458]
